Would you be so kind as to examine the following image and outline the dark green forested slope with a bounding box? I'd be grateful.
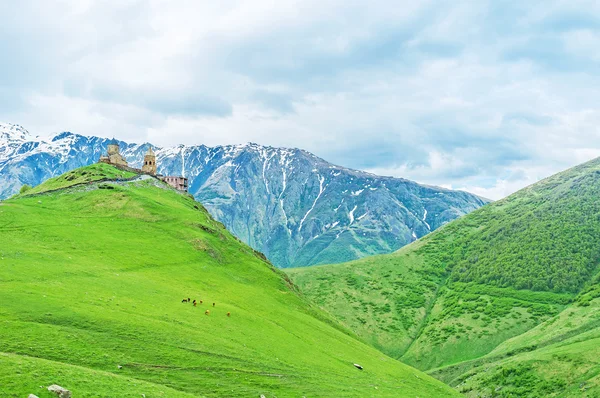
[0,164,458,398]
[288,157,600,396]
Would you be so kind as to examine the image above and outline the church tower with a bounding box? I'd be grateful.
[142,146,157,175]
[105,138,128,167]
[107,138,120,156]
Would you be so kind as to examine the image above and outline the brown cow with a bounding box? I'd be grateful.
[227,312,231,317]
[205,310,210,315]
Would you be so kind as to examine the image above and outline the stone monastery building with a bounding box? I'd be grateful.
[99,140,128,167]
[99,139,188,192]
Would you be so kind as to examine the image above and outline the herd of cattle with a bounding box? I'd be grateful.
[182,297,231,317]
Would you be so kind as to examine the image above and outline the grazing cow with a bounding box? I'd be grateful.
[200,300,203,304]
[227,312,231,317]
[193,302,197,307]
[182,298,188,303]
[212,302,215,307]
[205,310,210,315]
[188,297,191,302]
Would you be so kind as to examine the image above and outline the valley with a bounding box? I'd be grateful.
[289,157,600,396]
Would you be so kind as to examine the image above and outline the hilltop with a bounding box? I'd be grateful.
[0,122,487,268]
[0,163,458,397]
[288,157,600,396]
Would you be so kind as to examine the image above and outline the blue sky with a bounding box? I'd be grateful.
[1,0,599,199]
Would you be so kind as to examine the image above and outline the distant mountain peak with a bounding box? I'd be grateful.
[50,131,77,141]
[0,124,488,267]
[0,122,33,143]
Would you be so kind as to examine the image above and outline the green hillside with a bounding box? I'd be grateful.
[431,285,600,397]
[0,164,458,397]
[288,157,600,396]
[21,163,138,195]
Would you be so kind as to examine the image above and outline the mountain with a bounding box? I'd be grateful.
[0,122,488,267]
[0,163,459,397]
[287,157,600,396]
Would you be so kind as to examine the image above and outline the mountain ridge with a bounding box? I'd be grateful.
[0,122,488,267]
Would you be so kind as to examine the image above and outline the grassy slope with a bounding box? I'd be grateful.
[288,157,600,395]
[22,163,137,195]
[286,242,441,359]
[435,289,600,397]
[0,164,458,398]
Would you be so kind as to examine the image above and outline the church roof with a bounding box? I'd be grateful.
[109,138,119,145]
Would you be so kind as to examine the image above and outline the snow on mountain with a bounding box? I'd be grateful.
[0,122,31,142]
[0,123,489,267]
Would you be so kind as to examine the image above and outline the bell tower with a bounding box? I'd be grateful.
[142,146,157,175]
[107,138,120,156]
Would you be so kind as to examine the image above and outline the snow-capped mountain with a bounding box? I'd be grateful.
[0,122,489,267]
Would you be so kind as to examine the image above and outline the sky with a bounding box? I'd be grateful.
[1,1,599,200]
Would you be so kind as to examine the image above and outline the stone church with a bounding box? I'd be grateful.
[99,139,128,167]
[99,140,188,192]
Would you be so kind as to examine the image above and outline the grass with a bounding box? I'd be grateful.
[444,297,600,397]
[430,284,600,397]
[289,255,566,371]
[288,156,600,396]
[287,243,442,359]
[0,164,458,397]
[21,163,137,196]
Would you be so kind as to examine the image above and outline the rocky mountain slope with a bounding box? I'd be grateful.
[0,122,488,267]
[0,163,459,397]
[288,156,600,396]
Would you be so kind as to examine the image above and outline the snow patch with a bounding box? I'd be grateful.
[260,149,274,194]
[334,199,344,213]
[181,148,186,177]
[348,205,358,224]
[299,174,326,232]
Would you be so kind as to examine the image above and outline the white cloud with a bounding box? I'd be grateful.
[1,0,600,200]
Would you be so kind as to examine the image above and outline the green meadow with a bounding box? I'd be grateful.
[0,164,458,397]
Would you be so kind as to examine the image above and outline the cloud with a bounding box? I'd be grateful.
[539,10,600,32]
[502,112,553,126]
[90,85,233,117]
[250,90,296,114]
[1,0,600,200]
